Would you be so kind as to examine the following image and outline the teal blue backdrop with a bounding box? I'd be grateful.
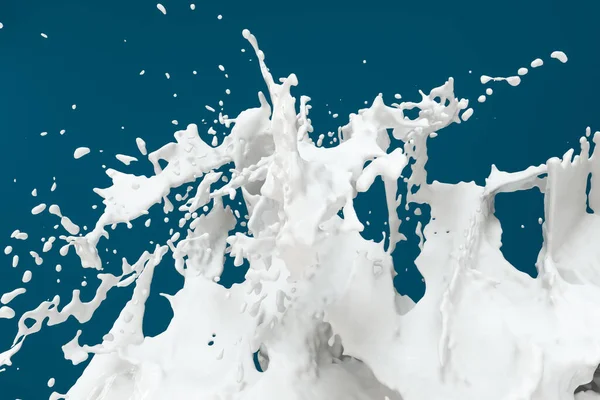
[0,0,598,397]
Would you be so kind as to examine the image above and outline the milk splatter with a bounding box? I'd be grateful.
[1,28,598,400]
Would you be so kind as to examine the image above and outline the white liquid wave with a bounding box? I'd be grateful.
[1,29,598,400]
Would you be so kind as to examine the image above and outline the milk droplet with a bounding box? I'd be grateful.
[461,108,474,121]
[136,138,148,156]
[74,147,91,159]
[115,154,138,166]
[480,75,492,84]
[551,51,568,63]
[31,204,47,215]
[22,270,32,283]
[531,58,543,68]
[506,76,521,86]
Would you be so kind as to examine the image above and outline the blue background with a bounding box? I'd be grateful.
[0,0,598,398]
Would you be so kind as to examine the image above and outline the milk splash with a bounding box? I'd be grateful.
[1,29,599,400]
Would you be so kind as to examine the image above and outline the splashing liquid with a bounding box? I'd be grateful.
[0,29,597,400]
